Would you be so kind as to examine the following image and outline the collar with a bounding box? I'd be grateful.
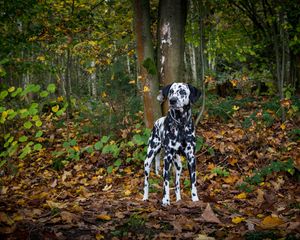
[169,107,191,127]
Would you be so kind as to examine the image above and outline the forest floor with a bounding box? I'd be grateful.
[0,97,300,239]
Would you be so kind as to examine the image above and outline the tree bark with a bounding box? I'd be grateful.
[158,0,188,114]
[133,0,162,128]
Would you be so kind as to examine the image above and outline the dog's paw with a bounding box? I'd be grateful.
[142,196,148,201]
[192,195,199,202]
[162,198,170,206]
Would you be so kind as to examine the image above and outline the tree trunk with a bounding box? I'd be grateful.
[65,48,72,117]
[158,0,188,114]
[133,0,162,128]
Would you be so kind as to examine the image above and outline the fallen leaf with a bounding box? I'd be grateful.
[60,211,80,224]
[102,184,112,191]
[0,212,14,226]
[50,179,57,188]
[260,215,284,229]
[201,203,221,224]
[124,189,131,196]
[97,214,111,221]
[232,216,245,224]
[235,192,247,199]
[195,234,215,240]
[46,200,67,209]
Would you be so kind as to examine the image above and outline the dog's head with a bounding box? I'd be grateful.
[157,83,201,109]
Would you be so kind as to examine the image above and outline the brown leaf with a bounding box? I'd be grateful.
[201,203,221,224]
[60,211,80,224]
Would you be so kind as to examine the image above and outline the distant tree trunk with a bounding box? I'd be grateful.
[189,44,197,84]
[158,0,188,114]
[90,61,97,98]
[65,48,72,117]
[133,0,162,128]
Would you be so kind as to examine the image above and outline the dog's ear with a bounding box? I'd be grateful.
[188,84,201,104]
[157,84,173,102]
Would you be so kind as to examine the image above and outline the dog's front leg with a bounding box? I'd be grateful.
[174,155,182,201]
[162,153,173,206]
[185,149,199,201]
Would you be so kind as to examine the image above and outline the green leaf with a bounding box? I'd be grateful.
[35,120,42,127]
[19,136,28,142]
[0,160,7,168]
[63,141,70,148]
[114,159,122,167]
[70,139,77,146]
[11,87,22,97]
[24,121,33,129]
[94,141,103,150]
[19,146,31,159]
[7,143,18,157]
[107,165,113,174]
[101,136,110,144]
[35,130,43,138]
[142,58,157,75]
[47,83,56,93]
[0,90,8,100]
[4,133,10,140]
[40,90,49,97]
[33,143,42,151]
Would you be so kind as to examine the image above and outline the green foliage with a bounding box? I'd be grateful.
[142,58,157,75]
[211,166,229,177]
[0,84,66,166]
[238,159,295,192]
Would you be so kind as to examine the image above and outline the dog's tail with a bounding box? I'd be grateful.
[155,152,161,175]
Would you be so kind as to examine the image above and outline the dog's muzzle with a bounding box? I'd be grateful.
[169,97,177,106]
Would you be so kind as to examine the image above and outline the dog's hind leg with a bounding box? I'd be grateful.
[155,152,161,175]
[185,146,199,202]
[174,155,182,201]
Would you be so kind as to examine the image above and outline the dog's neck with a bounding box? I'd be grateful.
[168,105,192,126]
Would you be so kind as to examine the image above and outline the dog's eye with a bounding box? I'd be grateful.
[179,90,186,95]
[169,89,174,95]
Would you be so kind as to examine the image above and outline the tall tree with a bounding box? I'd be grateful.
[158,0,188,114]
[133,0,162,128]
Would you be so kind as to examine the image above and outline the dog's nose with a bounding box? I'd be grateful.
[169,98,177,105]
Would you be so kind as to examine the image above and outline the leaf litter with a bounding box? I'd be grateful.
[0,99,300,239]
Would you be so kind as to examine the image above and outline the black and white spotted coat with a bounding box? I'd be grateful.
[142,83,201,205]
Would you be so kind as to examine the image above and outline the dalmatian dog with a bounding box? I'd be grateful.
[142,83,201,205]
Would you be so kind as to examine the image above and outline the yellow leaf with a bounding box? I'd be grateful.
[280,123,286,130]
[232,216,245,224]
[230,79,238,87]
[223,175,238,184]
[143,86,150,92]
[96,233,105,240]
[129,80,135,84]
[37,55,45,61]
[260,215,284,229]
[2,111,8,119]
[96,214,111,221]
[8,87,15,92]
[57,96,64,102]
[51,105,59,113]
[233,105,240,111]
[235,192,247,199]
[124,189,131,196]
[73,146,80,151]
[101,92,107,98]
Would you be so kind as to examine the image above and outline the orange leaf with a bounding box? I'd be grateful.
[260,215,284,229]
[97,214,111,221]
